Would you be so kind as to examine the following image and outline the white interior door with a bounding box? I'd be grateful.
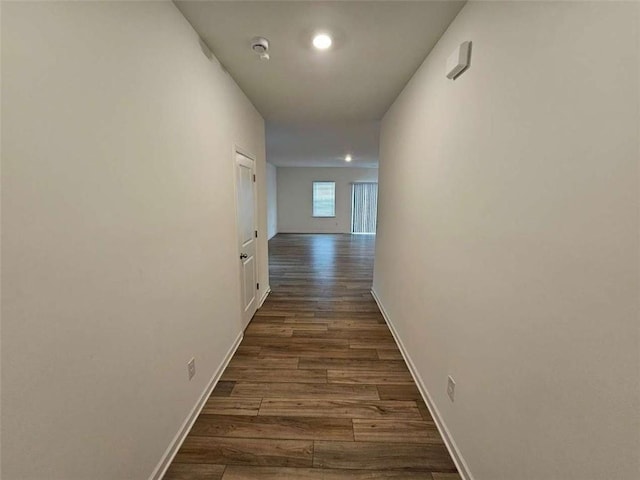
[235,152,258,328]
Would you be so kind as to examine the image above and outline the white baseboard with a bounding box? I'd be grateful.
[258,286,271,308]
[148,331,243,480]
[371,288,474,480]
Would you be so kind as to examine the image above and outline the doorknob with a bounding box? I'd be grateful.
[240,253,248,259]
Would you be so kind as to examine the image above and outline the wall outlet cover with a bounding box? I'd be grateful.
[447,375,456,402]
[187,358,196,380]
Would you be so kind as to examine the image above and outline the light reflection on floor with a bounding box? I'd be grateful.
[310,234,337,274]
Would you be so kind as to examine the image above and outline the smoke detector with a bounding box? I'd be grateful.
[251,37,270,60]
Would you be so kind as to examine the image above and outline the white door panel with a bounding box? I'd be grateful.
[235,152,258,328]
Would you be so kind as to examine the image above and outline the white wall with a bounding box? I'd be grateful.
[1,2,268,479]
[278,167,378,233]
[266,163,278,239]
[373,2,639,480]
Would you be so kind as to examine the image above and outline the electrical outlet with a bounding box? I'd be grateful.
[447,375,456,402]
[187,358,196,380]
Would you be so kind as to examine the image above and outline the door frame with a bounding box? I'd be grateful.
[232,145,259,329]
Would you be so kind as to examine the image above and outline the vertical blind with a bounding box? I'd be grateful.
[312,181,336,217]
[351,183,378,234]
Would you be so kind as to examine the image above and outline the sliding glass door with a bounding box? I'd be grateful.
[351,182,378,234]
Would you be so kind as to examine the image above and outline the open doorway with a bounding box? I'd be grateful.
[351,182,378,234]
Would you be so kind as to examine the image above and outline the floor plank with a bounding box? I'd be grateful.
[190,414,353,441]
[201,398,262,416]
[376,349,403,360]
[222,368,326,384]
[313,441,457,471]
[235,346,262,357]
[227,357,299,369]
[327,369,414,385]
[259,399,421,419]
[242,337,351,347]
[417,401,435,422]
[244,324,294,337]
[298,359,408,372]
[349,339,398,349]
[326,321,389,330]
[290,324,330,333]
[222,466,434,479]
[231,382,379,400]
[174,437,313,467]
[352,419,441,443]
[377,385,423,401]
[260,346,379,359]
[210,381,236,398]
[164,463,225,480]
[250,315,288,324]
[293,329,395,340]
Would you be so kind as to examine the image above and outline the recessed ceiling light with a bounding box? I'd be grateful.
[313,33,332,50]
[345,154,352,162]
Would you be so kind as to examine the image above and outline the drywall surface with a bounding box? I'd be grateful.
[373,2,639,480]
[267,163,278,239]
[277,167,378,233]
[1,2,266,479]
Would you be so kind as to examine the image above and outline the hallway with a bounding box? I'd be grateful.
[166,234,459,479]
[4,2,639,478]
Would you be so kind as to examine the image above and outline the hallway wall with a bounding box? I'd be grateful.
[2,2,266,479]
[373,2,639,480]
[277,167,378,233]
[267,163,278,239]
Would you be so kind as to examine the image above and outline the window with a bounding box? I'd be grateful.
[312,181,336,217]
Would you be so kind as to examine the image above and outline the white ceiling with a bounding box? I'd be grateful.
[175,0,465,166]
[267,121,379,168]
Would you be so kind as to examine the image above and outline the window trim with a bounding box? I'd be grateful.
[312,181,336,218]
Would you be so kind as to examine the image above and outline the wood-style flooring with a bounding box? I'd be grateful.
[165,234,459,480]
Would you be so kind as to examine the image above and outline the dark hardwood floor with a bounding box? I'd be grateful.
[165,234,459,480]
